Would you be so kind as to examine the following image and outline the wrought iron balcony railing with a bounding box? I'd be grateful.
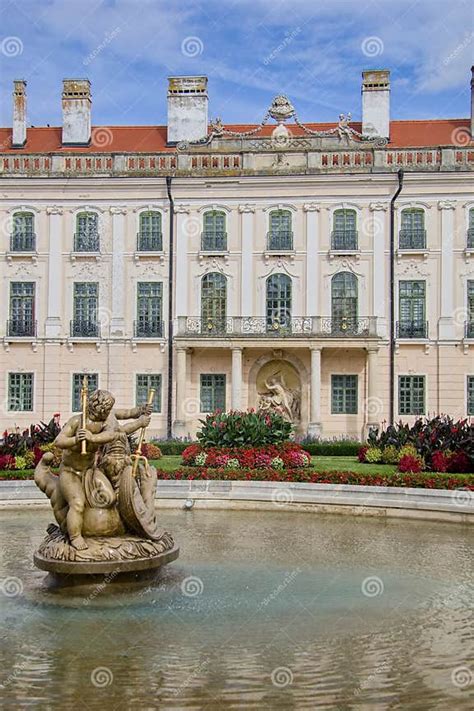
[10,233,36,252]
[177,316,378,338]
[133,320,163,338]
[465,321,474,339]
[266,231,294,251]
[6,319,37,337]
[136,232,163,251]
[467,228,474,249]
[396,320,428,339]
[73,231,100,252]
[330,230,358,251]
[201,231,227,251]
[398,229,427,250]
[70,319,100,338]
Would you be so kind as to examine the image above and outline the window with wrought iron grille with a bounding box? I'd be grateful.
[136,282,163,337]
[399,208,426,250]
[468,209,474,249]
[200,374,226,412]
[72,282,99,337]
[467,376,474,416]
[9,282,35,337]
[72,373,99,412]
[331,374,358,414]
[11,211,35,251]
[136,374,162,412]
[267,210,293,250]
[201,273,227,334]
[138,211,162,251]
[8,372,34,411]
[399,375,425,415]
[201,211,227,251]
[467,280,474,338]
[331,209,357,250]
[331,272,358,333]
[74,212,99,252]
[266,273,292,332]
[398,280,426,338]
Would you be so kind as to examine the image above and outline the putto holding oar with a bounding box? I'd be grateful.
[33,386,178,575]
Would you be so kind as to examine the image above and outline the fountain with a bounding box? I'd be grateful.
[33,382,178,577]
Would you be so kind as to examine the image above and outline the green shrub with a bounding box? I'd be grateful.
[151,440,190,455]
[301,441,362,456]
[365,447,383,463]
[382,445,400,464]
[197,410,293,448]
[399,444,418,459]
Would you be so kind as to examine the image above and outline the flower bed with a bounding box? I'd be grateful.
[182,442,311,470]
[156,466,474,490]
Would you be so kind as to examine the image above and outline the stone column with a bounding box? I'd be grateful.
[303,203,320,317]
[175,205,191,318]
[369,202,388,338]
[239,204,255,317]
[366,346,380,436]
[45,206,63,338]
[308,346,322,437]
[110,206,127,336]
[173,346,187,435]
[231,347,243,410]
[438,200,456,339]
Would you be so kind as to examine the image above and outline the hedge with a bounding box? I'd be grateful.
[152,440,363,457]
[150,440,191,455]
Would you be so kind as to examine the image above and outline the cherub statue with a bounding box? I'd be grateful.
[337,113,353,142]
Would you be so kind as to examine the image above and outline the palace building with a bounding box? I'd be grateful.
[0,70,474,439]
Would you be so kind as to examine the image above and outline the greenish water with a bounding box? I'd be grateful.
[0,509,472,710]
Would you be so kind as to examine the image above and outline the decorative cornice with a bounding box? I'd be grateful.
[438,200,457,210]
[369,202,388,211]
[109,206,127,215]
[174,204,191,214]
[303,203,320,212]
[46,206,63,215]
[238,204,256,213]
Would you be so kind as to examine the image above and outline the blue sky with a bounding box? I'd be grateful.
[0,0,473,128]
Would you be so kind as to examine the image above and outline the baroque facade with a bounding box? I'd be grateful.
[1,71,474,438]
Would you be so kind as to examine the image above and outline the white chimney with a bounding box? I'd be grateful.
[62,79,91,145]
[471,65,474,137]
[12,80,27,148]
[362,69,390,139]
[167,76,208,144]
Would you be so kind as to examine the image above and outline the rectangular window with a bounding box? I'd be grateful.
[200,374,226,413]
[72,373,99,412]
[138,212,162,251]
[8,282,35,337]
[399,375,425,416]
[398,280,426,338]
[202,211,227,251]
[399,209,426,249]
[72,282,99,337]
[468,376,474,416]
[8,372,34,411]
[136,374,162,413]
[467,280,474,339]
[136,282,163,337]
[74,212,99,252]
[11,212,35,251]
[331,374,358,414]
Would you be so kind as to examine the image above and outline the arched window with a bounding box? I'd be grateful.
[138,211,162,251]
[266,273,292,332]
[267,210,293,251]
[331,209,357,250]
[74,211,99,252]
[11,211,35,252]
[468,208,474,249]
[202,210,227,251]
[201,272,227,334]
[331,272,358,334]
[399,208,426,250]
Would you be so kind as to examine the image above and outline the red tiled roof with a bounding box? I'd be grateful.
[0,119,471,153]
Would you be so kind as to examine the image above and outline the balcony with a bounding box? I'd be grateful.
[136,232,163,252]
[6,319,37,338]
[70,319,100,338]
[73,231,100,253]
[133,320,163,338]
[396,320,428,339]
[465,321,474,339]
[266,231,294,251]
[330,230,358,251]
[10,233,36,252]
[398,229,427,250]
[201,231,227,252]
[177,316,378,338]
